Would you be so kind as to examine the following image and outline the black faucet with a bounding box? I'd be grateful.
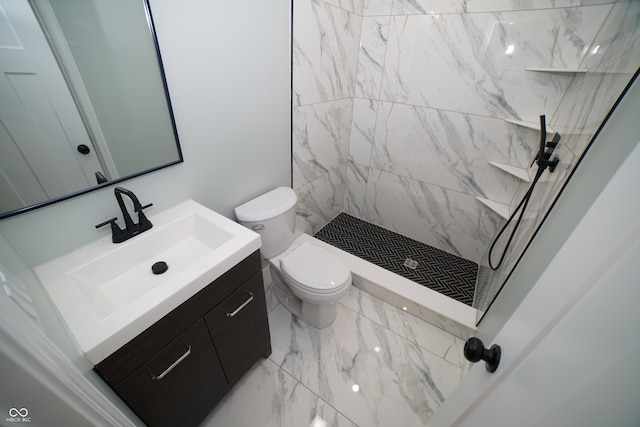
[95,187,153,243]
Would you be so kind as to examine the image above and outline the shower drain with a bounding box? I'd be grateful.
[403,258,419,269]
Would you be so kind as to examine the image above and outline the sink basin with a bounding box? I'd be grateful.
[70,212,234,319]
[36,200,261,364]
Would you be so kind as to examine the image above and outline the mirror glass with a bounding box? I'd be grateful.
[0,0,182,219]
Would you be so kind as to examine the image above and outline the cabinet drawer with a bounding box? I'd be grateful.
[205,272,271,386]
[116,319,228,427]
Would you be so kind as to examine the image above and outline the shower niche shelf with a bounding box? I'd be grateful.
[525,67,588,73]
[476,197,510,220]
[477,197,538,221]
[481,159,556,219]
[488,161,554,183]
[504,118,555,134]
[488,161,529,182]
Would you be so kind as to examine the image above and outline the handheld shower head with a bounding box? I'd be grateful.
[538,114,546,166]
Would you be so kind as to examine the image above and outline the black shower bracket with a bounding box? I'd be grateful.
[534,115,561,174]
[539,135,560,173]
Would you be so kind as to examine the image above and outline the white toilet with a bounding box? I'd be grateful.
[234,187,351,328]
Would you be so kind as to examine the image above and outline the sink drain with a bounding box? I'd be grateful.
[151,261,169,275]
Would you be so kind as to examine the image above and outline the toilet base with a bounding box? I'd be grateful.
[273,281,339,329]
[301,300,338,328]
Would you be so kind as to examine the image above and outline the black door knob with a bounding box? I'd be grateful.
[77,144,91,154]
[464,337,501,373]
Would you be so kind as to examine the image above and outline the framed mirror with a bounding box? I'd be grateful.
[0,0,183,219]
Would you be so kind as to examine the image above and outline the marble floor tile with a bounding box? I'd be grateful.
[204,288,463,426]
[268,303,462,426]
[200,358,357,427]
[341,285,466,368]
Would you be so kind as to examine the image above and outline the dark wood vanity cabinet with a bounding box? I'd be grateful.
[94,251,271,427]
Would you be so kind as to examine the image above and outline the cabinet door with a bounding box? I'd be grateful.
[205,273,271,386]
[117,319,228,427]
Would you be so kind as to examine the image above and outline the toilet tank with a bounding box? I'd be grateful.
[234,187,297,258]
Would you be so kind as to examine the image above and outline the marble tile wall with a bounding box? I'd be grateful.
[292,0,637,312]
[292,0,362,232]
[345,1,616,264]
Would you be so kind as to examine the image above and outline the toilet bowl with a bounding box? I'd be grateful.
[270,240,351,328]
[234,187,352,328]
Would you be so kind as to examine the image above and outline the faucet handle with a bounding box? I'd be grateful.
[95,217,119,229]
[134,203,153,232]
[95,217,127,244]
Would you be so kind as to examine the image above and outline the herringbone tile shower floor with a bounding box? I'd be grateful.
[314,213,477,306]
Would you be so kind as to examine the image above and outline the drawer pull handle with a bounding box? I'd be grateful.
[150,345,192,380]
[225,292,254,317]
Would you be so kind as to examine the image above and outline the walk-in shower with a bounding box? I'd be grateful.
[292,1,640,328]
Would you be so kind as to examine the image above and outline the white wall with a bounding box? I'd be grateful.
[0,0,291,267]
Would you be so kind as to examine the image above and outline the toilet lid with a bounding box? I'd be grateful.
[280,243,351,294]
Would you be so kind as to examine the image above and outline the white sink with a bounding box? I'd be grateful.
[36,200,261,364]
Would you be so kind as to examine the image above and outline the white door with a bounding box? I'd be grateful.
[0,0,104,212]
[429,125,640,424]
[0,262,137,426]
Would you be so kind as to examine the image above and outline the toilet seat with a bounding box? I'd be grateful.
[280,242,351,294]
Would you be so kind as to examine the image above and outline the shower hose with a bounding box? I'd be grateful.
[487,165,544,270]
[488,114,556,271]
